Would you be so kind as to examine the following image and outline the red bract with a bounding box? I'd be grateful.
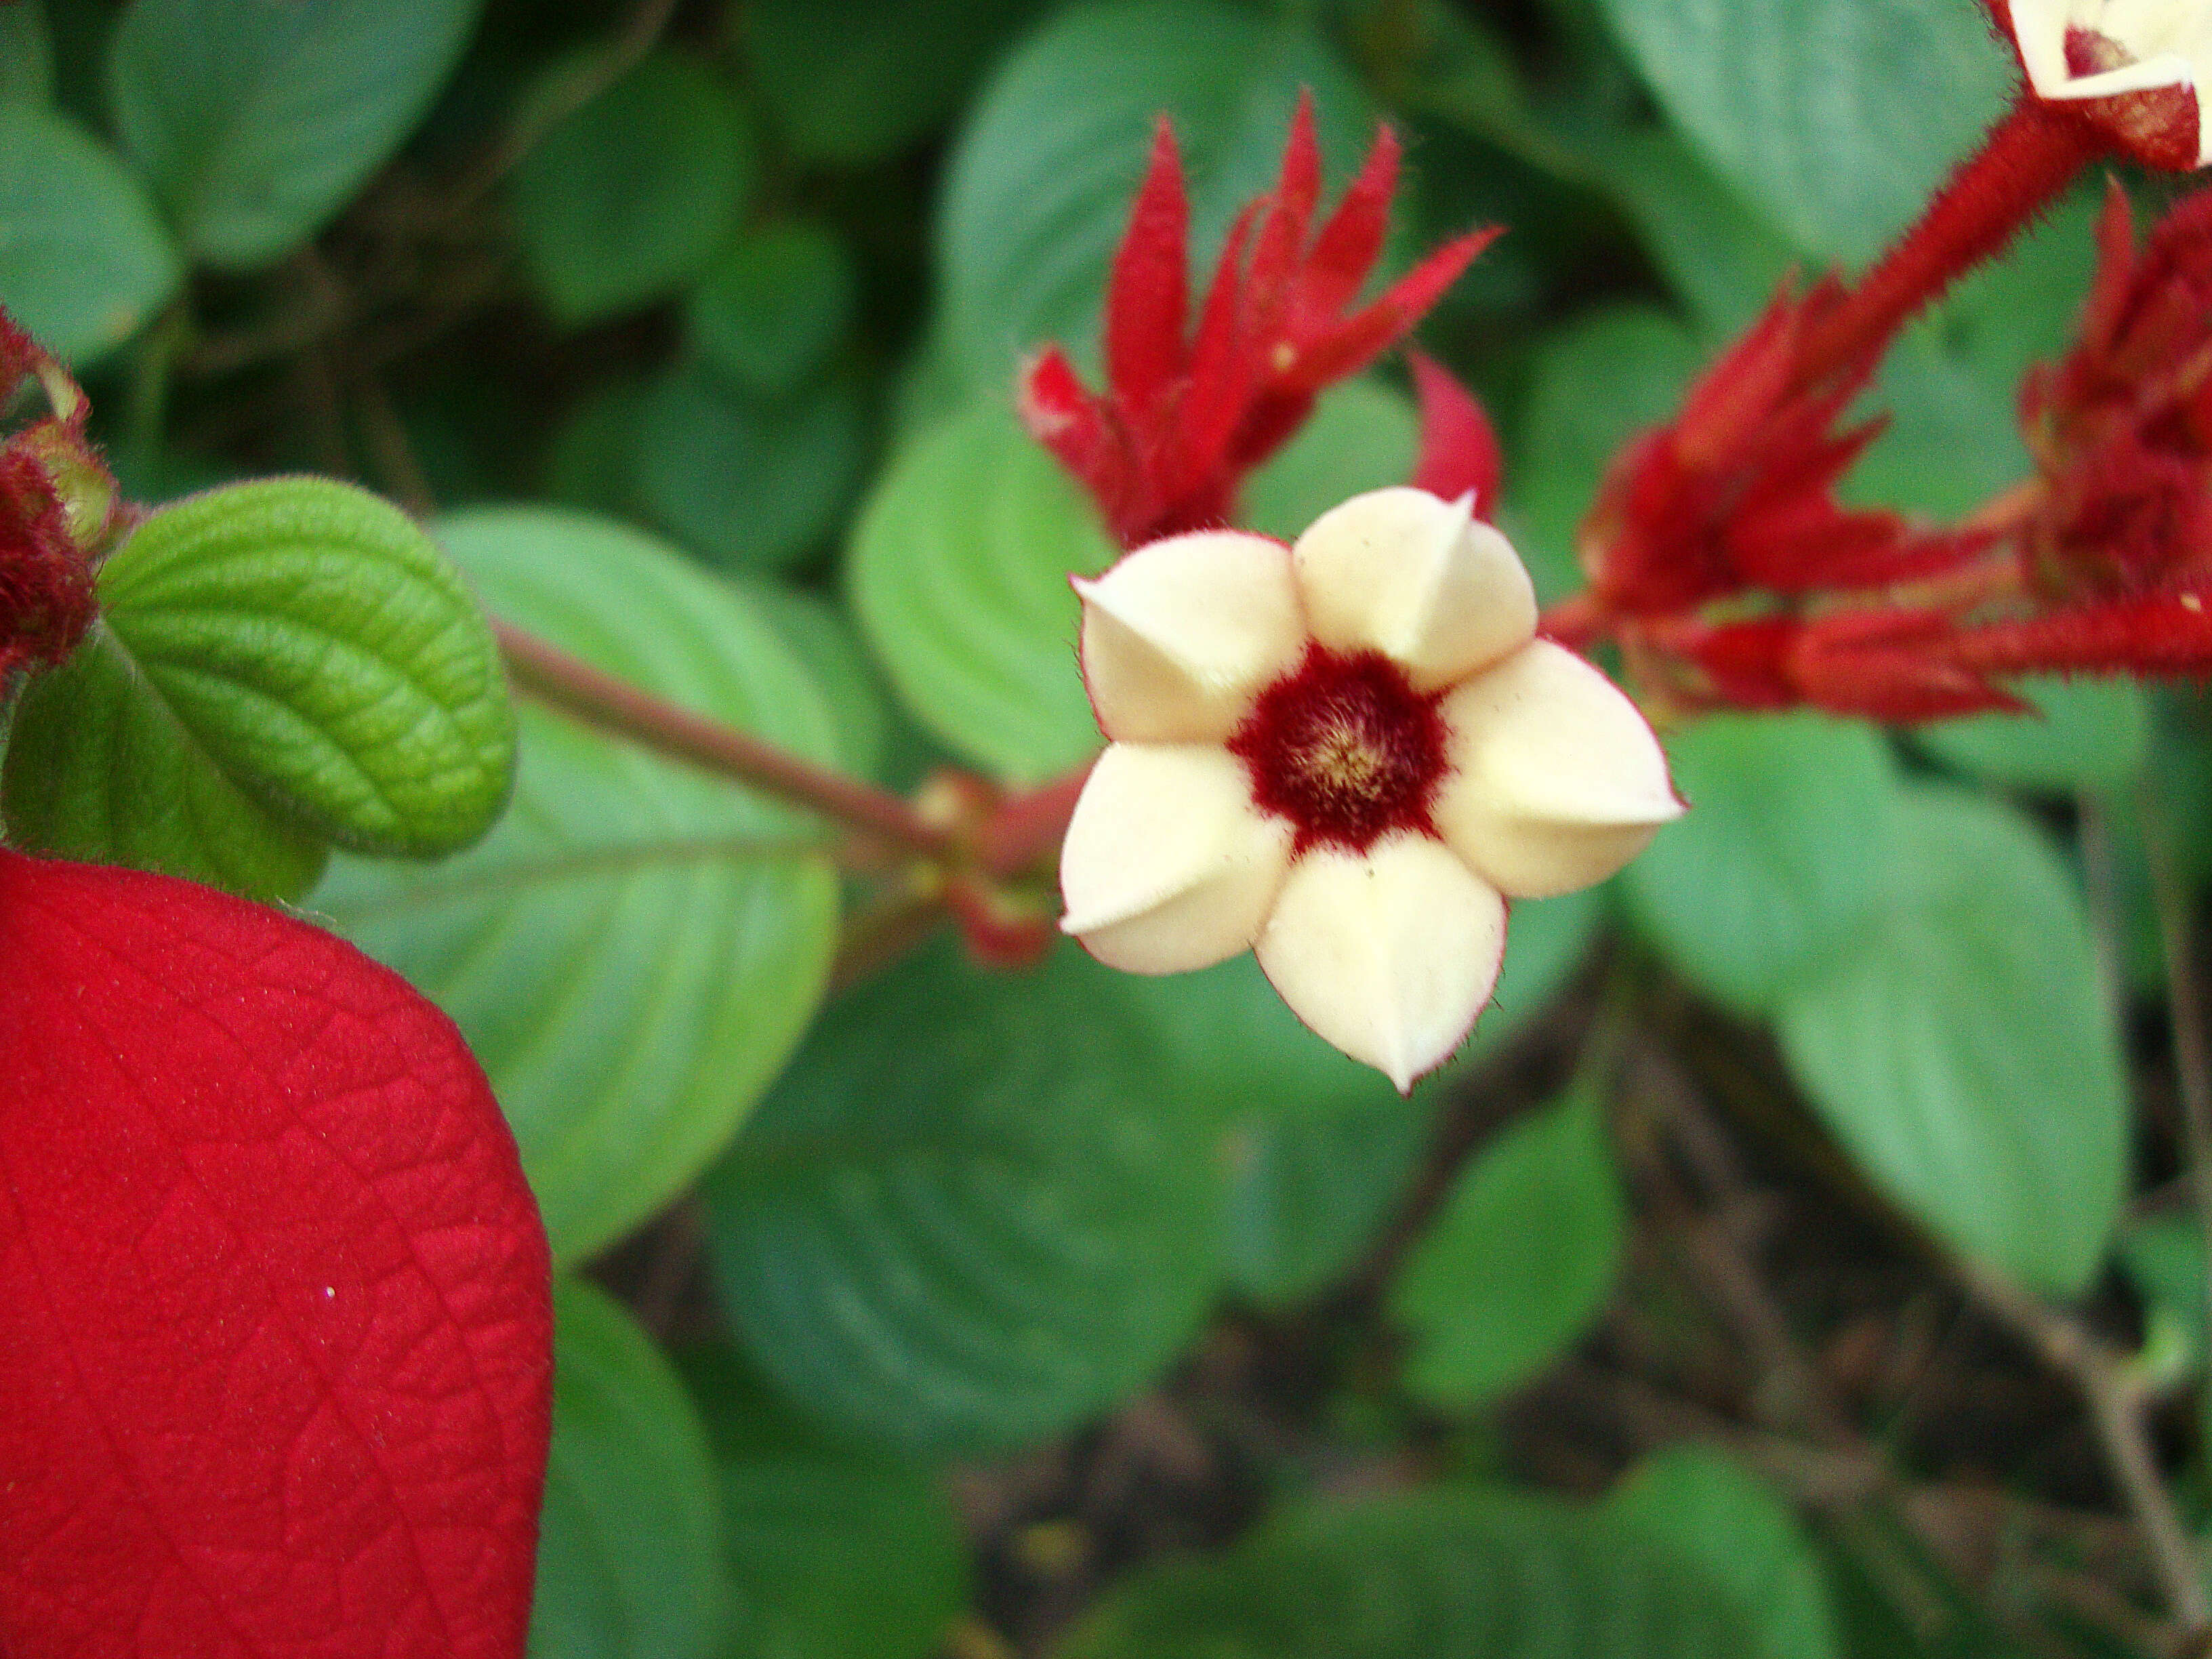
[0,442,95,678]
[1019,94,1498,546]
[0,850,552,1659]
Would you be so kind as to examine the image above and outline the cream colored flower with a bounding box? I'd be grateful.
[1059,486,1683,1092]
[2009,0,2212,164]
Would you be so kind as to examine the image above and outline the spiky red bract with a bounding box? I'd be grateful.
[1015,91,1496,548]
[1407,352,1502,512]
[0,851,552,1659]
[0,443,96,678]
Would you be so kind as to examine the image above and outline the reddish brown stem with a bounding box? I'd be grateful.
[493,618,956,859]
[1795,96,2109,391]
[974,762,1097,878]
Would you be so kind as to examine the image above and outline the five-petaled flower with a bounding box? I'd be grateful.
[1057,486,1682,1092]
[2003,0,2212,167]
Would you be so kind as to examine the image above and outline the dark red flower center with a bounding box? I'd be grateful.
[1227,644,1451,854]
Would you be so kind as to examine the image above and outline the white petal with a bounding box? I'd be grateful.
[1076,531,1307,743]
[1290,486,1536,691]
[1059,742,1293,973]
[1435,640,1683,899]
[2009,0,2083,95]
[1255,836,1507,1094]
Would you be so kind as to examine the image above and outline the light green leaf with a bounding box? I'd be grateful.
[634,361,864,573]
[745,0,1044,165]
[1589,128,1793,337]
[93,478,514,857]
[1223,1096,1435,1308]
[1390,1090,1626,1406]
[1915,676,2151,795]
[702,938,1226,1458]
[2121,1213,2206,1379]
[1059,1484,1760,1658]
[678,1345,969,1659]
[108,0,481,268]
[939,0,1374,386]
[1238,379,1420,543]
[3,624,329,900]
[1119,884,1603,1121]
[687,222,856,398]
[1776,785,2129,1295]
[316,508,840,1264]
[1501,305,1704,603]
[1591,0,2010,264]
[532,1279,727,1659]
[513,51,758,325]
[1622,714,1902,1015]
[1607,1447,1842,1659]
[846,399,1115,783]
[733,579,890,781]
[0,104,180,362]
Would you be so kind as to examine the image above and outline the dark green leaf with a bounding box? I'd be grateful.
[3,625,329,900]
[316,508,840,1263]
[2121,1213,2205,1377]
[846,399,1115,783]
[0,104,180,361]
[1238,380,1419,543]
[533,1279,728,1659]
[702,938,1226,1458]
[1223,1096,1435,1308]
[1607,1447,1842,1659]
[512,51,758,325]
[93,478,515,857]
[1059,1484,1760,1658]
[939,0,1374,386]
[678,1345,969,1659]
[1622,714,1902,1015]
[745,0,1043,165]
[687,222,856,398]
[1776,785,2129,1295]
[107,0,481,268]
[634,361,865,573]
[1390,1090,1626,1406]
[1591,0,2010,263]
[1,2,54,106]
[1589,129,1793,337]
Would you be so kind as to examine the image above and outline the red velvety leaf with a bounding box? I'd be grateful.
[0,851,552,1659]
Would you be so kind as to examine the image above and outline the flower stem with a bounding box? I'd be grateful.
[975,762,1095,877]
[1795,96,2108,392]
[491,617,957,859]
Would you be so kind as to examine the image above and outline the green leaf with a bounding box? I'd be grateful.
[512,50,758,326]
[1607,1447,1842,1659]
[687,222,856,398]
[2121,1213,2205,1379]
[1589,129,1794,338]
[678,1344,969,1659]
[315,507,840,1264]
[91,478,515,856]
[1775,785,2129,1295]
[701,937,1226,1458]
[1223,1096,1435,1308]
[1059,1484,1761,1658]
[533,1279,728,1659]
[733,579,890,781]
[746,0,1043,165]
[107,0,481,268]
[544,377,648,521]
[1501,305,1704,604]
[634,360,865,573]
[1590,0,2010,264]
[0,104,180,362]
[1120,884,1604,1121]
[1914,676,2151,796]
[1390,1090,1626,1407]
[1238,379,1420,543]
[1622,714,1902,1015]
[3,624,329,900]
[1,2,52,105]
[846,399,1115,783]
[938,0,1374,386]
